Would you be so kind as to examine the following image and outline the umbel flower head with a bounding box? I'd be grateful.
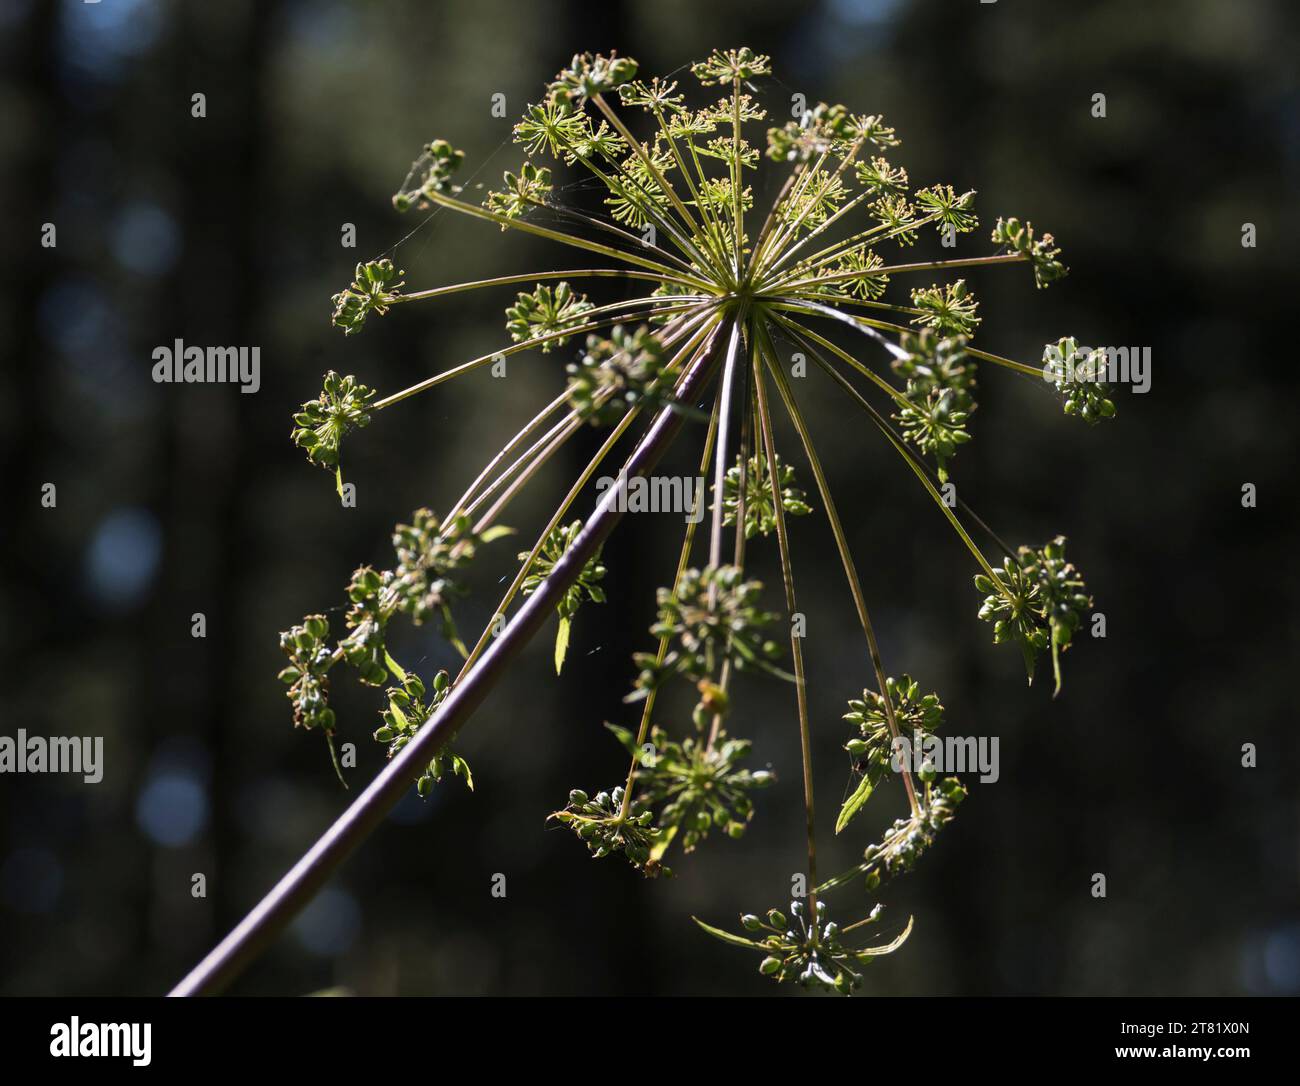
[1043,336,1118,424]
[330,259,404,336]
[693,897,914,995]
[837,674,945,834]
[606,722,774,852]
[723,452,813,538]
[631,565,784,698]
[279,47,1113,993]
[505,282,594,351]
[975,535,1092,695]
[551,786,670,877]
[278,615,335,733]
[291,370,376,494]
[565,324,677,426]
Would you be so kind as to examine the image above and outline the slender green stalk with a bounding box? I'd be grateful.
[396,268,695,305]
[420,187,715,287]
[752,342,820,913]
[757,325,921,817]
[617,381,722,820]
[459,310,725,674]
[778,322,1012,596]
[374,299,709,411]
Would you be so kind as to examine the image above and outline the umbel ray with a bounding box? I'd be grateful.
[177,48,1115,996]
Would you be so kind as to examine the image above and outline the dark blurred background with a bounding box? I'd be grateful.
[1,0,1297,996]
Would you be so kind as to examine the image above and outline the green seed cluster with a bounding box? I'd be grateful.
[565,324,671,426]
[915,184,979,234]
[505,282,594,352]
[391,509,507,646]
[765,102,889,163]
[975,535,1092,693]
[861,777,967,889]
[632,565,782,696]
[910,278,981,336]
[373,671,472,797]
[520,520,607,623]
[709,897,910,995]
[991,216,1066,288]
[391,139,464,212]
[552,787,669,877]
[276,509,511,786]
[722,453,813,539]
[548,51,639,105]
[291,370,376,470]
[341,566,390,686]
[844,674,944,764]
[837,675,944,835]
[329,259,404,337]
[690,46,772,86]
[277,615,335,732]
[895,388,970,482]
[607,724,774,853]
[892,330,976,479]
[484,162,553,222]
[520,520,607,673]
[1044,336,1118,424]
[826,247,889,300]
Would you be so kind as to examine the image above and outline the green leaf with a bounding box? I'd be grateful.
[603,722,639,756]
[383,650,407,683]
[835,773,875,834]
[649,821,678,863]
[452,753,474,792]
[555,615,571,674]
[479,525,517,543]
[690,916,763,950]
[851,914,914,958]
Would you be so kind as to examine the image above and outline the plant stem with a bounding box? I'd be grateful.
[469,411,585,533]
[709,321,744,575]
[618,383,721,819]
[421,188,711,287]
[592,94,709,253]
[786,327,1013,599]
[776,251,1025,294]
[446,390,570,522]
[373,299,709,411]
[778,324,1017,560]
[458,311,722,677]
[703,365,752,753]
[449,309,705,525]
[751,341,818,921]
[756,326,921,818]
[394,268,693,305]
